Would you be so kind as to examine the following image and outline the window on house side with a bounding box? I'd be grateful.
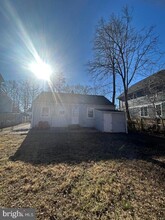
[141,106,148,117]
[87,108,94,118]
[41,107,49,117]
[156,104,162,116]
[59,109,65,115]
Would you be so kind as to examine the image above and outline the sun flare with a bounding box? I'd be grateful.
[29,60,52,81]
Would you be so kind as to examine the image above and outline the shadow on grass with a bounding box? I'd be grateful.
[10,129,165,168]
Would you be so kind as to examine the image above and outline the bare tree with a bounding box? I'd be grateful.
[29,80,41,105]
[3,79,41,113]
[19,80,31,112]
[89,6,163,121]
[63,84,94,95]
[88,18,117,105]
[19,79,41,112]
[49,73,66,92]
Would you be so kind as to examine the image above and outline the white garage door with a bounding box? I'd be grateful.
[103,112,126,133]
[104,113,112,132]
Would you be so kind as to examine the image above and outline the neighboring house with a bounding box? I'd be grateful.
[0,73,4,85]
[0,93,13,113]
[0,74,22,128]
[0,73,13,114]
[0,93,22,128]
[0,73,12,113]
[32,92,127,132]
[118,70,165,120]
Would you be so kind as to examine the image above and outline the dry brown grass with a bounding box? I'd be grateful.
[0,130,164,220]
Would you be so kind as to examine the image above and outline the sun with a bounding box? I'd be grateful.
[29,60,52,81]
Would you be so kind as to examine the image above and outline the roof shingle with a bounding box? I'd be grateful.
[34,92,113,106]
[118,70,165,100]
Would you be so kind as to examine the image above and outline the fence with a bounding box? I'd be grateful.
[0,113,23,128]
[128,118,165,133]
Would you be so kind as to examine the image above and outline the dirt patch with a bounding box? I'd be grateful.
[0,131,164,220]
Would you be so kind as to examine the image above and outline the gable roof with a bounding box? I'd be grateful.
[118,70,165,100]
[33,92,114,106]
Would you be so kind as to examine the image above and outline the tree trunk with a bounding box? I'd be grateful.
[124,94,131,121]
[123,83,131,121]
[112,68,116,105]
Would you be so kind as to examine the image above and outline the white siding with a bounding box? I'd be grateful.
[79,104,115,128]
[95,110,104,131]
[32,101,115,128]
[104,114,113,132]
[95,110,127,133]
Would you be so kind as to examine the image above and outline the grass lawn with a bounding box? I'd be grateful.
[0,129,165,220]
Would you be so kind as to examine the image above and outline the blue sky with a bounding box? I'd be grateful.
[0,0,165,85]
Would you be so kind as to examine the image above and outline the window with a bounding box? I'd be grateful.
[59,109,65,115]
[156,104,162,116]
[87,108,94,118]
[41,107,49,117]
[58,106,65,116]
[141,106,148,117]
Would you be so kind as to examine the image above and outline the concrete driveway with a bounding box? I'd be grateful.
[12,123,31,131]
[0,123,31,134]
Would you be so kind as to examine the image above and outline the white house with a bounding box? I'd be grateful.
[31,92,127,132]
[118,70,165,120]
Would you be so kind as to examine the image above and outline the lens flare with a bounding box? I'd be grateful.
[29,60,52,81]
